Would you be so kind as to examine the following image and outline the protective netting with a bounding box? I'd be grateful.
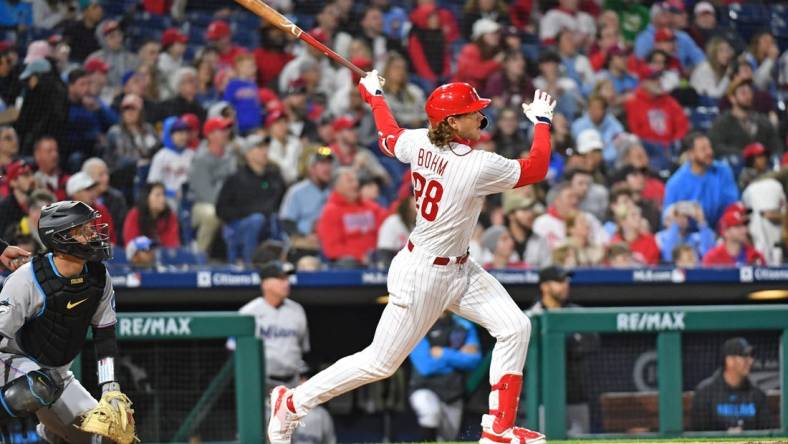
[573,333,658,435]
[79,339,240,443]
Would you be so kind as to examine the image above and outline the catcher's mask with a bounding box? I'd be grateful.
[38,201,113,261]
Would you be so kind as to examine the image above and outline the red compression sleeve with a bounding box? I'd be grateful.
[361,90,405,157]
[514,123,551,188]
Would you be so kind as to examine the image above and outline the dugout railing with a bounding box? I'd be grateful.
[74,312,265,444]
[526,305,788,440]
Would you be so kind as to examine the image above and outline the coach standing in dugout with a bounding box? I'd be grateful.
[227,260,309,392]
[525,266,599,436]
[227,261,335,443]
[690,337,776,431]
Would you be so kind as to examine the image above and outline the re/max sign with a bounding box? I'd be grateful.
[616,312,685,332]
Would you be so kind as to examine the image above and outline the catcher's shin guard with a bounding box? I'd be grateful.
[0,369,64,421]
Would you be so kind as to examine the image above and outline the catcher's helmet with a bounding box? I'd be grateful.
[425,82,491,127]
[38,201,112,261]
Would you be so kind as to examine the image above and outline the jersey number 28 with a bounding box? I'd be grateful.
[412,172,443,221]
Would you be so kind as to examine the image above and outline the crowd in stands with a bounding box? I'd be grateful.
[1,0,788,270]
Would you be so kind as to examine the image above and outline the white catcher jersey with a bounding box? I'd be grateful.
[394,129,522,257]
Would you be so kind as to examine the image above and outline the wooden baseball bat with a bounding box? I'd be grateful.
[233,0,367,78]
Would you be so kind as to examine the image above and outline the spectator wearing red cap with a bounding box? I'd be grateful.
[32,136,68,201]
[709,78,784,162]
[588,23,624,72]
[88,19,137,89]
[738,143,771,190]
[206,20,246,67]
[633,2,704,71]
[0,159,35,238]
[266,110,303,185]
[454,18,504,91]
[62,1,103,62]
[408,5,450,91]
[539,0,596,46]
[254,23,295,89]
[158,28,188,96]
[330,115,389,186]
[84,56,114,104]
[624,68,688,168]
[316,167,387,266]
[703,204,765,266]
[188,117,236,253]
[224,53,262,135]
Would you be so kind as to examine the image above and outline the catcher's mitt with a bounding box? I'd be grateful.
[77,391,138,444]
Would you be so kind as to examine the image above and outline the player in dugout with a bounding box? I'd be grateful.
[0,201,136,444]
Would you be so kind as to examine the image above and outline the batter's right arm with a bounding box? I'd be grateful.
[358,70,405,158]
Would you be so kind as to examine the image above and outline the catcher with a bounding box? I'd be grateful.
[0,200,136,444]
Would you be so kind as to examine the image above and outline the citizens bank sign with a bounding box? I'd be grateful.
[616,312,685,332]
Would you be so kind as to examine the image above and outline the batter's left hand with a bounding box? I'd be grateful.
[0,246,31,271]
[522,89,556,125]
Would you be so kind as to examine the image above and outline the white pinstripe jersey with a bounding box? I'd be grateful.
[394,129,521,257]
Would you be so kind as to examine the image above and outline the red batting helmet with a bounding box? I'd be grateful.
[425,82,491,127]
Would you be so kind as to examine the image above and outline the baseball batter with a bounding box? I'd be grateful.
[0,200,136,444]
[270,73,555,444]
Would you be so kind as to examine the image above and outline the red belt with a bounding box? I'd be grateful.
[407,240,469,266]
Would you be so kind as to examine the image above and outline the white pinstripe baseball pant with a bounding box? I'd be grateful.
[292,245,531,412]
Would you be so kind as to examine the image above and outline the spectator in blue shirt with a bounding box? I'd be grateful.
[596,45,638,96]
[634,3,704,71]
[571,95,624,167]
[224,53,262,135]
[656,201,716,264]
[663,132,739,227]
[62,68,117,172]
[408,312,481,441]
[279,147,334,256]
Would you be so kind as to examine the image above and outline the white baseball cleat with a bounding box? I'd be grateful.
[480,414,546,444]
[268,385,301,444]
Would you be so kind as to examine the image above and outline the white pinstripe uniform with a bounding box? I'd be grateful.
[292,128,532,414]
